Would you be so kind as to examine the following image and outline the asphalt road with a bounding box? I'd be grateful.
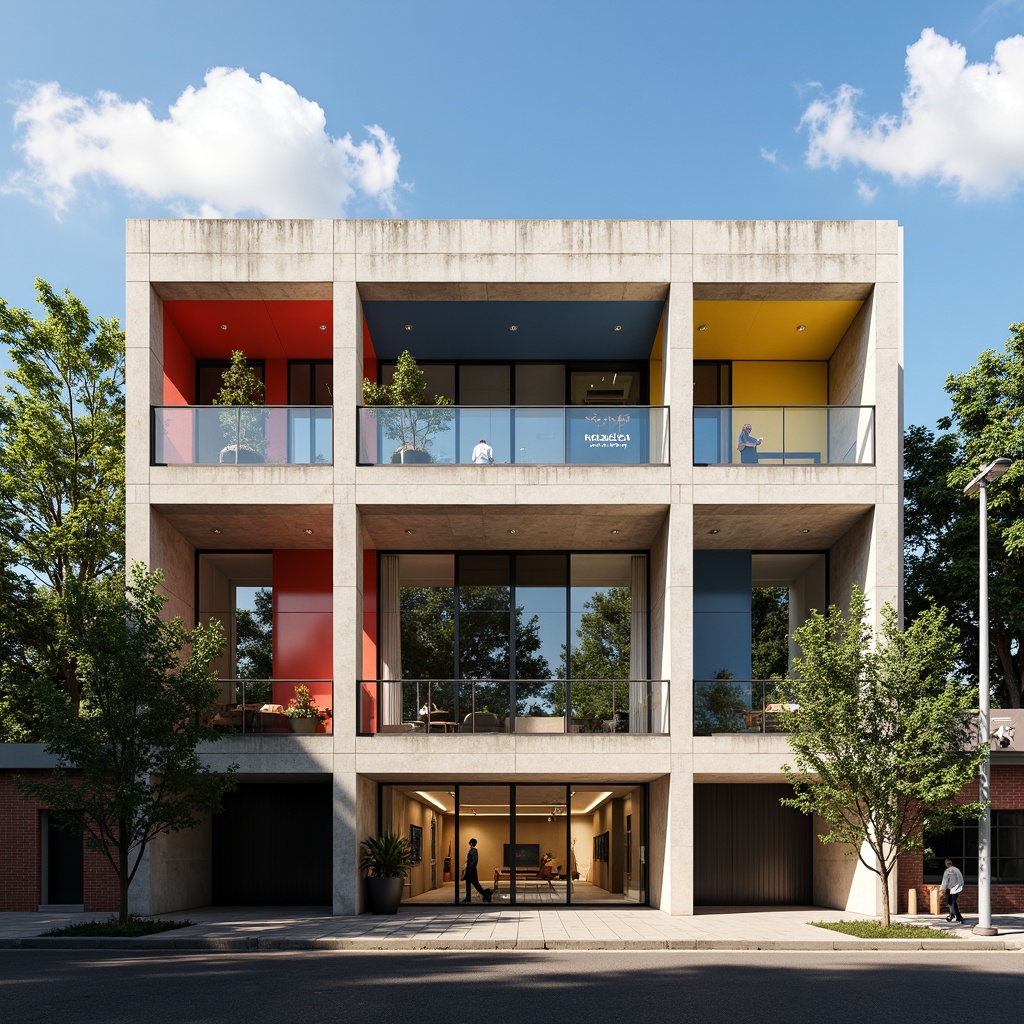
[1,949,1017,1024]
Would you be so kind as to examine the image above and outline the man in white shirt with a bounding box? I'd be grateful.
[940,858,965,924]
[472,438,493,464]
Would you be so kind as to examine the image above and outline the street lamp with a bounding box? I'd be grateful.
[963,456,1012,936]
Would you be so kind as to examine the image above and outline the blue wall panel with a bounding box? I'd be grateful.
[693,551,752,679]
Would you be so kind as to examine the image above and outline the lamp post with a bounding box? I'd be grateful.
[963,456,1012,936]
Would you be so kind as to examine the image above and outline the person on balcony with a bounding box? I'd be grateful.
[472,438,494,464]
[737,423,763,464]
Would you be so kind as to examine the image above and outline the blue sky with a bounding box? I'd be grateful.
[2,0,1024,431]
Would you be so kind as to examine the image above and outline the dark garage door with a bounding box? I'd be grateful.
[694,783,812,905]
[213,783,332,905]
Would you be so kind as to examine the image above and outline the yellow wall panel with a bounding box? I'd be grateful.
[732,362,827,405]
[649,312,665,406]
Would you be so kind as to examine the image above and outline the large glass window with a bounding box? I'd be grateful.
[385,783,646,906]
[924,812,1024,884]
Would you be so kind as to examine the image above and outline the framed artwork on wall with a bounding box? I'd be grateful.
[409,824,422,864]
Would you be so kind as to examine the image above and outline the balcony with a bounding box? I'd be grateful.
[357,678,669,735]
[693,679,797,735]
[357,406,669,466]
[152,406,332,465]
[693,406,874,466]
[210,679,333,735]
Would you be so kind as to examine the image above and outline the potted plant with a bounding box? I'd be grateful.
[362,350,453,463]
[214,350,267,463]
[284,684,331,734]
[360,831,414,914]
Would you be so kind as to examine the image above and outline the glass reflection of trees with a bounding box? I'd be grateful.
[399,585,550,722]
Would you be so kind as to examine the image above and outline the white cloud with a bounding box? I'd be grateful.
[760,147,779,165]
[4,68,402,217]
[854,179,878,203]
[800,28,1024,198]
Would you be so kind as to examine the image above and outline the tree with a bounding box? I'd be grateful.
[397,585,550,719]
[554,587,632,722]
[362,349,453,459]
[16,563,237,924]
[752,586,790,680]
[780,587,986,926]
[235,587,274,679]
[904,323,1024,707]
[0,280,125,715]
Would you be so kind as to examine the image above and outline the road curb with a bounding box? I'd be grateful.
[3,935,1022,952]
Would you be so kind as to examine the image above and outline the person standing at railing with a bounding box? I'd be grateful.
[472,438,494,464]
[736,423,763,464]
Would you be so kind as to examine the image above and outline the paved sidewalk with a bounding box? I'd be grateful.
[2,905,1024,951]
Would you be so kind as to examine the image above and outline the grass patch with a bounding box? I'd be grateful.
[42,916,193,937]
[811,920,960,939]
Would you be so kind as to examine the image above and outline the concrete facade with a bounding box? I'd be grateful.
[122,218,903,916]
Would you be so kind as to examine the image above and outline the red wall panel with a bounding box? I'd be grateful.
[163,312,195,405]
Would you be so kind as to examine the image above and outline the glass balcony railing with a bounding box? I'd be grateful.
[210,679,333,734]
[357,406,669,466]
[693,679,798,735]
[357,678,669,735]
[152,406,332,465]
[693,406,874,465]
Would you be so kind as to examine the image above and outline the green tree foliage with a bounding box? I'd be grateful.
[398,585,550,718]
[235,587,274,679]
[0,281,125,719]
[553,587,632,723]
[781,587,986,927]
[904,323,1024,707]
[362,349,453,456]
[212,349,265,406]
[752,586,790,680]
[16,564,237,924]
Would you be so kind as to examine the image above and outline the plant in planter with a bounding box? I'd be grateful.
[214,350,267,463]
[284,684,331,734]
[359,831,414,914]
[362,350,453,463]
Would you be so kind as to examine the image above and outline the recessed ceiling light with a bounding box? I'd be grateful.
[613,325,622,331]
[801,528,811,534]
[698,324,708,332]
[319,324,327,331]
[219,324,228,330]
[709,528,720,535]
[404,324,413,331]
[404,529,415,535]
[303,528,314,535]
[796,324,807,332]
[211,528,222,534]
[508,528,518,534]
[610,529,621,535]
[509,325,518,332]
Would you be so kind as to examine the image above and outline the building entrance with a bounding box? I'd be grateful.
[381,782,646,906]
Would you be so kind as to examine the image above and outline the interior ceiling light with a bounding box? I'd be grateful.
[610,529,621,535]
[404,529,415,535]
[801,528,811,534]
[319,324,327,331]
[404,324,413,331]
[709,528,720,534]
[508,528,518,534]
[613,325,623,331]
[303,528,314,535]
[211,528,223,534]
[796,324,807,332]
[219,324,228,330]
[509,325,518,331]
[698,324,708,332]
[415,791,447,812]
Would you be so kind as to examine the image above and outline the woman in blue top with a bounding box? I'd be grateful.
[737,423,763,464]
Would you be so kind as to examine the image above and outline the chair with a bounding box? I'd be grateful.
[461,711,501,733]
